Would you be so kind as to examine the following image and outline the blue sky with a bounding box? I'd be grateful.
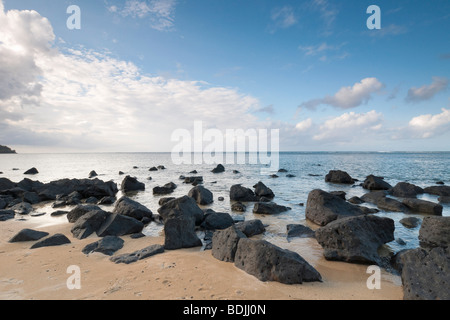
[1,0,449,152]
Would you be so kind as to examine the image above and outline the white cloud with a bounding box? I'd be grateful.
[408,108,450,138]
[295,118,313,132]
[268,6,297,33]
[114,0,177,31]
[313,110,383,141]
[299,77,385,110]
[406,76,448,103]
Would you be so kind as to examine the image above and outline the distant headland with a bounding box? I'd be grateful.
[0,145,16,154]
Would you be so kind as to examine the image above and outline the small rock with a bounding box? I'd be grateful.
[30,234,71,249]
[82,236,124,256]
[24,167,39,175]
[399,217,421,228]
[211,164,225,173]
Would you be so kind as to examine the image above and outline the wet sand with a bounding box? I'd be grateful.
[0,218,403,300]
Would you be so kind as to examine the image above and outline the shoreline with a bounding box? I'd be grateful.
[0,218,403,300]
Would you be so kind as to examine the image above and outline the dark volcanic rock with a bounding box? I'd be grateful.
[398,247,450,300]
[360,191,408,212]
[110,244,165,264]
[188,185,213,205]
[315,215,395,264]
[88,170,98,178]
[71,210,110,239]
[399,217,421,229]
[235,219,265,237]
[231,202,246,212]
[212,226,247,262]
[253,202,290,215]
[96,214,144,237]
[164,216,202,250]
[153,182,177,195]
[234,239,322,284]
[184,176,203,185]
[24,167,39,175]
[362,175,392,191]
[30,234,71,249]
[0,209,15,221]
[390,182,424,198]
[11,202,33,215]
[438,196,450,203]
[82,236,124,256]
[402,198,443,215]
[113,196,152,222]
[158,197,176,206]
[306,189,371,226]
[201,210,234,230]
[9,229,49,243]
[211,164,225,173]
[418,216,450,248]
[121,176,145,193]
[230,185,258,202]
[423,185,450,196]
[286,224,315,239]
[325,170,354,184]
[157,195,204,225]
[67,204,102,223]
[253,181,274,199]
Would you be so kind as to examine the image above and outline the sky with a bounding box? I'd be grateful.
[0,0,449,153]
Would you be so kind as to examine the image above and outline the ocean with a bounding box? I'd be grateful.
[1,152,449,259]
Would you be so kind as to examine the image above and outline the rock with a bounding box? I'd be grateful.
[232,170,240,174]
[157,195,204,225]
[184,176,203,185]
[402,198,443,215]
[423,185,450,196]
[0,209,15,221]
[399,217,421,228]
[360,191,408,212]
[315,215,395,264]
[118,171,125,175]
[398,247,450,300]
[306,189,371,226]
[67,204,101,223]
[22,192,41,205]
[11,202,33,215]
[189,170,198,174]
[153,182,177,195]
[269,174,279,178]
[253,202,290,215]
[348,196,364,204]
[113,196,152,222]
[278,169,288,173]
[164,216,202,250]
[436,181,445,185]
[438,196,450,203]
[157,165,166,170]
[130,232,145,239]
[188,185,213,205]
[24,167,39,175]
[30,234,71,249]
[9,229,49,243]
[325,170,354,184]
[0,177,17,191]
[149,167,158,171]
[234,239,322,284]
[286,174,296,178]
[121,176,145,193]
[212,226,247,262]
[211,164,225,173]
[231,202,246,212]
[218,197,224,202]
[96,214,144,237]
[286,224,315,239]
[418,216,450,248]
[253,182,275,199]
[330,191,346,200]
[82,236,124,256]
[390,182,424,198]
[362,175,392,190]
[110,244,164,264]
[71,210,110,239]
[98,196,116,205]
[158,197,176,206]
[201,210,234,230]
[235,219,265,237]
[88,170,98,178]
[85,196,98,204]
[230,185,258,202]
[50,210,68,217]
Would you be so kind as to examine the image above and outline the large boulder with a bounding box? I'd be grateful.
[235,219,265,237]
[234,239,322,284]
[0,209,15,221]
[212,226,247,262]
[71,210,110,239]
[201,210,234,230]
[360,191,408,212]
[121,176,145,192]
[253,202,290,215]
[325,170,354,184]
[30,234,71,249]
[211,164,225,173]
[418,216,450,248]
[113,196,152,222]
[306,189,371,226]
[253,182,274,199]
[390,182,424,198]
[96,214,144,237]
[9,229,49,243]
[398,247,450,300]
[157,196,204,225]
[230,185,258,202]
[315,215,395,264]
[163,215,202,250]
[188,186,213,205]
[362,175,392,191]
[67,204,102,223]
[402,198,443,216]
[0,177,16,191]
[423,185,450,197]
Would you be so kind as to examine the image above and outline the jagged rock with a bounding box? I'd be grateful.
[153,182,177,195]
[212,226,247,262]
[201,210,234,230]
[82,236,124,256]
[188,185,213,205]
[67,204,102,223]
[9,229,49,243]
[113,196,152,222]
[96,214,144,237]
[235,219,265,237]
[121,176,145,192]
[418,216,450,248]
[157,195,204,225]
[211,164,225,173]
[30,234,71,249]
[24,167,39,175]
[230,185,258,202]
[253,181,274,199]
[71,210,110,239]
[164,215,202,250]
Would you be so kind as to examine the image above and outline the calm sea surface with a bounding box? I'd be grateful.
[1,152,449,257]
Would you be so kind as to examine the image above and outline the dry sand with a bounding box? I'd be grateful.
[0,218,403,300]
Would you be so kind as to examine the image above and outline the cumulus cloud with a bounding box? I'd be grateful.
[295,118,313,132]
[406,77,448,103]
[408,108,450,138]
[299,78,385,110]
[313,110,383,142]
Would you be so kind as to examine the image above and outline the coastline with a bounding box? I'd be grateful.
[0,218,402,300]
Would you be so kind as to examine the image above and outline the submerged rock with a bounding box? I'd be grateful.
[253,202,290,215]
[362,175,392,191]
[286,224,315,239]
[211,164,225,173]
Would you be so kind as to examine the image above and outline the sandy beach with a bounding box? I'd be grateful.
[0,217,403,300]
